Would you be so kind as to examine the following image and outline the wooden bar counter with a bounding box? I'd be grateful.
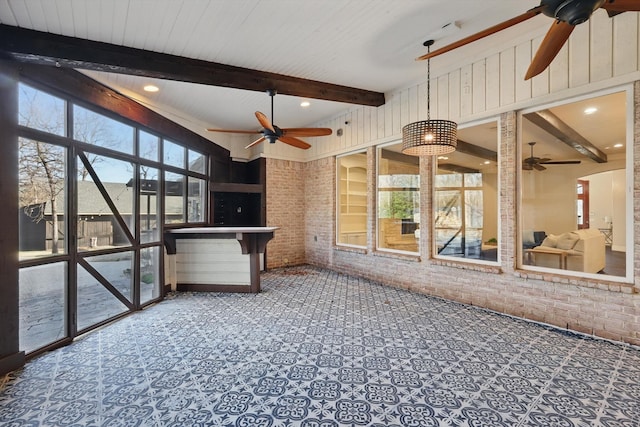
[164,227,277,293]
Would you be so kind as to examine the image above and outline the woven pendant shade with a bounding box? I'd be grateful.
[402,39,457,156]
[402,119,457,156]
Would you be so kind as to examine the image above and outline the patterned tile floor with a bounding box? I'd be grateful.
[1,266,640,426]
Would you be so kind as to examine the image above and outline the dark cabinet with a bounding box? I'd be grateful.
[212,192,262,226]
[210,158,265,226]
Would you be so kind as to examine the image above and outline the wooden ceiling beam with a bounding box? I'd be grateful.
[380,148,419,165]
[0,25,385,107]
[455,139,498,162]
[524,110,607,163]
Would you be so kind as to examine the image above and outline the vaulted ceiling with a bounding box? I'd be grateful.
[0,0,542,132]
[0,0,629,166]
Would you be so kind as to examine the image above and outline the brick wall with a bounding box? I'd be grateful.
[304,157,335,267]
[264,98,640,347]
[265,158,305,268]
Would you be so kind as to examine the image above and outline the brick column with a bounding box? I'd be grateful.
[500,111,517,273]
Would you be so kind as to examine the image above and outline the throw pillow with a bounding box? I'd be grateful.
[523,229,535,245]
[556,232,580,250]
[541,234,558,248]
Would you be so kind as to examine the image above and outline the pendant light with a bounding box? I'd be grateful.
[402,40,457,156]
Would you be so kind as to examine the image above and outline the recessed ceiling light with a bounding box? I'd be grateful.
[143,84,159,93]
[437,156,449,160]
[483,161,491,165]
[584,107,597,115]
[300,101,311,108]
[614,143,624,148]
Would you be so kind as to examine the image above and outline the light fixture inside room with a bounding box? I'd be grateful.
[143,84,159,93]
[402,40,457,156]
[300,101,310,108]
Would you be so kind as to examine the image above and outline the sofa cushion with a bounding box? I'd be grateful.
[556,232,580,250]
[540,234,559,248]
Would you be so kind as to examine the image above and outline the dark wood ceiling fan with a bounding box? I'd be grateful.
[417,0,640,80]
[523,141,581,170]
[207,89,332,150]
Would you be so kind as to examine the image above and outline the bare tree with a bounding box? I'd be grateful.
[19,139,66,253]
[18,85,66,253]
[73,105,133,180]
[18,84,134,253]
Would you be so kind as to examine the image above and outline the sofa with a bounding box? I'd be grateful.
[523,230,547,249]
[528,228,605,273]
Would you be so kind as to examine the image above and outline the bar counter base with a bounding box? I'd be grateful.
[164,227,278,293]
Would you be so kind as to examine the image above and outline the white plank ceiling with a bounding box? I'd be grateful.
[0,0,544,132]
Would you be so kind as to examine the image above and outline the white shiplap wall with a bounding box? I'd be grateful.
[255,13,640,163]
[174,239,251,286]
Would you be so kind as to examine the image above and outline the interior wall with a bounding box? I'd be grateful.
[304,157,336,268]
[521,166,582,234]
[611,168,627,251]
[265,158,306,268]
[581,169,626,251]
[584,171,614,230]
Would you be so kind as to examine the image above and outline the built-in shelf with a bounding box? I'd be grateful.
[338,165,367,246]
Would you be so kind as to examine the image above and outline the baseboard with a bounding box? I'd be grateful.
[0,351,25,376]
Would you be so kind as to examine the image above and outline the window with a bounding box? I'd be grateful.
[337,152,367,247]
[73,105,134,155]
[77,154,134,251]
[189,149,206,174]
[188,176,206,223]
[139,130,160,162]
[434,120,499,262]
[16,81,210,355]
[163,142,207,225]
[520,89,631,280]
[19,83,66,136]
[18,138,67,260]
[377,143,419,253]
[140,166,160,243]
[165,171,186,223]
[19,263,67,353]
[164,139,185,168]
[140,247,161,305]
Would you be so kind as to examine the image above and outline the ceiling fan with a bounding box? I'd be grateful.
[523,141,581,170]
[417,0,640,80]
[207,89,332,150]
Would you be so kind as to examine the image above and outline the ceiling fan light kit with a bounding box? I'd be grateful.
[402,40,457,156]
[207,89,332,150]
[523,141,581,171]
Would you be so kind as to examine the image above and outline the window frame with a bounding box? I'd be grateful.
[375,140,420,255]
[432,118,501,266]
[517,85,634,283]
[16,78,211,357]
